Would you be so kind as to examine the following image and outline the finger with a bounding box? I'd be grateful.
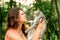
[39,18,43,22]
[42,20,45,24]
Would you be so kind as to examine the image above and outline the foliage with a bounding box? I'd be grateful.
[1,0,60,40]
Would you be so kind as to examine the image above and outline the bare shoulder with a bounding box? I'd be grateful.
[6,29,23,40]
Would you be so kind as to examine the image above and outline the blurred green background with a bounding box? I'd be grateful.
[1,0,60,40]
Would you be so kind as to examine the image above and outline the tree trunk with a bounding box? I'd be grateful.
[9,0,16,8]
[47,0,53,40]
[54,0,60,40]
[10,0,13,8]
[0,6,2,40]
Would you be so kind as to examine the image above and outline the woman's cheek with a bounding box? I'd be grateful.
[22,16,26,21]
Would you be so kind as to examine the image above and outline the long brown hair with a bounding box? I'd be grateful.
[6,7,27,36]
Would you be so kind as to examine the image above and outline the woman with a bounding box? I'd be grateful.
[5,7,45,40]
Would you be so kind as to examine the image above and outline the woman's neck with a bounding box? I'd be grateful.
[16,23,23,33]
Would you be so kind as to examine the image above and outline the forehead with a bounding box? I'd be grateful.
[19,10,24,14]
[34,11,40,14]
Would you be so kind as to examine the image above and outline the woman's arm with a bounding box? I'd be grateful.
[32,20,45,40]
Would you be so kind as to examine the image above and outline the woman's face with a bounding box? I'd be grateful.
[18,10,27,23]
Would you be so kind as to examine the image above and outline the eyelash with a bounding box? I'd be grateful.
[22,13,24,15]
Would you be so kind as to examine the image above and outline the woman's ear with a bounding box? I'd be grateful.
[16,17,19,22]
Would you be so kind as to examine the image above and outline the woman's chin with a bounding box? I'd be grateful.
[24,20,27,23]
[21,20,27,23]
[22,21,27,23]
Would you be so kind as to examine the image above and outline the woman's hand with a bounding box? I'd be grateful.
[36,19,45,30]
[32,19,45,40]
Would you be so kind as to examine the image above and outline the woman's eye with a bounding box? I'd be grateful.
[21,13,24,15]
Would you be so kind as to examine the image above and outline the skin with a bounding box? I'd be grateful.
[5,10,45,40]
